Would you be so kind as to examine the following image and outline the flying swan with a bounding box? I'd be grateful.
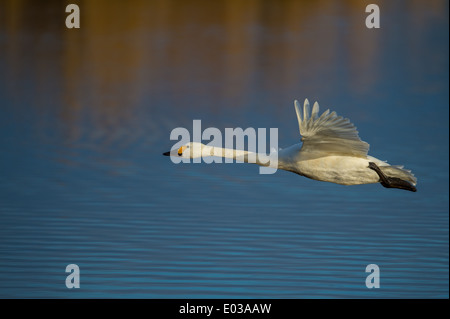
[164,99,417,192]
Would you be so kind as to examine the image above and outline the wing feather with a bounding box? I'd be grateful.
[294,99,369,157]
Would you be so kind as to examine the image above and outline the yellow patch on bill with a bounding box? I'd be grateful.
[178,146,185,156]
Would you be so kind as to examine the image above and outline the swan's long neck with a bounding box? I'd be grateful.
[210,146,275,168]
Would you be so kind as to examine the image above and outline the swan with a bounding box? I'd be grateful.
[163,99,417,192]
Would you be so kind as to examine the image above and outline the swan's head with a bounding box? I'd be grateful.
[163,142,208,158]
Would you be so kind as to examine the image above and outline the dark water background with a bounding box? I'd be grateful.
[0,0,448,298]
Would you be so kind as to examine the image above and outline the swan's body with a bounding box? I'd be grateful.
[277,144,414,186]
[164,99,417,191]
[278,144,380,185]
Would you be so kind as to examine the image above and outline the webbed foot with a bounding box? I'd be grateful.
[368,162,417,192]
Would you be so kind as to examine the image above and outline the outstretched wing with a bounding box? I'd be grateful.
[294,99,369,157]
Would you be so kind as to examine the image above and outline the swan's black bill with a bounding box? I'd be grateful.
[163,151,170,156]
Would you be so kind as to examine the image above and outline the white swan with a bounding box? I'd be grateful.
[164,99,417,192]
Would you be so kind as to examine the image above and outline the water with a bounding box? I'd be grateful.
[0,0,448,298]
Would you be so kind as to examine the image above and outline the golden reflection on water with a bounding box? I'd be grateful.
[0,0,447,145]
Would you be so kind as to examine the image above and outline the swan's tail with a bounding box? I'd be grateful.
[380,165,417,186]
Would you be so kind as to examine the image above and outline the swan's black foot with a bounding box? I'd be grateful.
[368,162,417,192]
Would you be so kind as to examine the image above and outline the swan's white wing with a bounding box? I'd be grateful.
[294,99,369,157]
